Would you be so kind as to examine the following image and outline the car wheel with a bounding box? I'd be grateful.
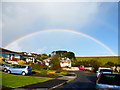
[22,72,26,76]
[7,70,11,74]
[4,68,7,72]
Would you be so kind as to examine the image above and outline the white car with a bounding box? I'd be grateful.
[96,67,113,77]
[0,63,11,72]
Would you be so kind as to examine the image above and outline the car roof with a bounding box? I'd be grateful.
[98,67,111,69]
[101,73,120,75]
[16,65,30,66]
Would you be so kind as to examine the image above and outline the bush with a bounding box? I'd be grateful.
[51,64,62,70]
[18,60,26,65]
[104,62,115,67]
[31,63,47,70]
[55,71,62,73]
[0,56,5,63]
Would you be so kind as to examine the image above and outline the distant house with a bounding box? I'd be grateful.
[0,48,22,60]
[60,58,71,67]
[43,58,51,66]
[43,57,71,68]
[22,52,37,63]
[0,48,37,63]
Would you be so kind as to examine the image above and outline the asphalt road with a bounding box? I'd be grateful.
[56,71,97,90]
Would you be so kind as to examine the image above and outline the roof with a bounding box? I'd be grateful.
[0,48,22,54]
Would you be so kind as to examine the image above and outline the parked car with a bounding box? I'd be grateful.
[0,63,4,71]
[96,73,120,90]
[96,67,113,77]
[7,65,32,75]
[79,65,93,71]
[0,63,11,72]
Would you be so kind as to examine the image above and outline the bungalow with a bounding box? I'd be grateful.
[0,48,37,63]
[0,48,22,60]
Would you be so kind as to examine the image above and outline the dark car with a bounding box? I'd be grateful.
[96,73,120,90]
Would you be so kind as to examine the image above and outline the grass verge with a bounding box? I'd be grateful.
[1,71,52,88]
[33,69,68,76]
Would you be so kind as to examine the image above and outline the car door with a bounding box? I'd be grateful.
[16,65,23,74]
[10,65,20,73]
[14,65,22,74]
[0,63,4,71]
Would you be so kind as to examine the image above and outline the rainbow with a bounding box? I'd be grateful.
[4,29,116,55]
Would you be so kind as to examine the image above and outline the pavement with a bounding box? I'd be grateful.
[1,72,76,90]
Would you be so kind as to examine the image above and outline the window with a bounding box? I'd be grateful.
[100,69,113,73]
[20,66,26,68]
[98,74,120,85]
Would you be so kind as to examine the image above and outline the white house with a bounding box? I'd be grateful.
[60,58,71,67]
[43,57,71,68]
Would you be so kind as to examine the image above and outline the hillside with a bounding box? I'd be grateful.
[76,56,120,65]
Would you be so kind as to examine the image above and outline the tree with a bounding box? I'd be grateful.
[36,54,49,61]
[52,50,76,60]
[50,55,62,70]
[64,52,75,60]
[52,51,67,57]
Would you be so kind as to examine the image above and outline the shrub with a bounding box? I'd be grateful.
[18,60,26,65]
[51,64,62,70]
[55,71,62,73]
[0,57,5,63]
[31,63,47,70]
[104,62,115,67]
[47,71,55,74]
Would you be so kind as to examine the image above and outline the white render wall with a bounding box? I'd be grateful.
[60,62,71,67]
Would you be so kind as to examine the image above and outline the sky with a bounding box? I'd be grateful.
[1,1,119,56]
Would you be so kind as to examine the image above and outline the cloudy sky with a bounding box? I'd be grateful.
[1,1,118,56]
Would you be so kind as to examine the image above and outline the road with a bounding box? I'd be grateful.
[56,71,97,90]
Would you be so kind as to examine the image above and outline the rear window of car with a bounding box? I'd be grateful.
[100,69,113,72]
[98,74,120,85]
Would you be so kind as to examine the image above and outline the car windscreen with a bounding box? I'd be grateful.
[98,74,120,86]
[5,64,11,67]
[100,69,113,73]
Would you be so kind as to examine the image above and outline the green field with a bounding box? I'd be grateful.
[76,56,120,65]
[1,72,52,88]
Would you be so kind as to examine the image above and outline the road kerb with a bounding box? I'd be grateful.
[49,73,77,90]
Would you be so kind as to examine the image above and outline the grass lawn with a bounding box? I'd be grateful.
[76,56,120,65]
[1,72,52,88]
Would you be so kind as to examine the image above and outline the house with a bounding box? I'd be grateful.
[0,48,37,63]
[60,58,71,67]
[21,52,37,63]
[0,48,22,60]
[43,57,71,68]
